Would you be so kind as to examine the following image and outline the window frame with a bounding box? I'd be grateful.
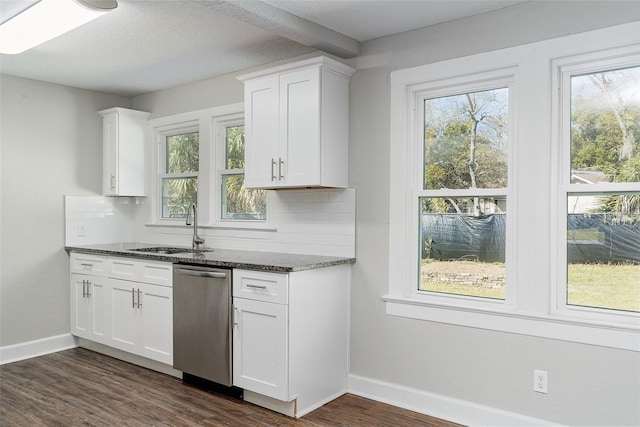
[386,25,640,352]
[149,103,270,230]
[550,45,640,326]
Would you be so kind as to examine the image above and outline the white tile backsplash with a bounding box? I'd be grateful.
[65,196,138,246]
[65,188,356,257]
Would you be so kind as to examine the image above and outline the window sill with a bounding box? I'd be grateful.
[382,294,640,352]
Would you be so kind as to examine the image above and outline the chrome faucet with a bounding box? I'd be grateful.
[185,202,205,251]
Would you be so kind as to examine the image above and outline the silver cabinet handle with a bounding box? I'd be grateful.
[245,283,267,290]
[82,280,87,298]
[80,263,93,269]
[233,305,238,328]
[278,157,284,180]
[132,288,135,308]
[137,288,142,308]
[271,158,277,181]
[85,281,91,297]
[175,268,227,279]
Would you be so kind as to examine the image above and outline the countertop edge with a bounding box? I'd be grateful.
[65,245,355,273]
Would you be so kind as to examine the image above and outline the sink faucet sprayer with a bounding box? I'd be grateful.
[185,202,205,251]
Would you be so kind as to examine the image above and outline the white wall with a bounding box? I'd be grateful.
[0,75,129,347]
[347,2,640,426]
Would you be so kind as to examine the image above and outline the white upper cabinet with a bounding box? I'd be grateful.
[99,107,150,196]
[238,56,355,189]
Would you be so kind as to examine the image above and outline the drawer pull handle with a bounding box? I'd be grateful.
[80,263,93,268]
[271,158,277,181]
[246,284,267,290]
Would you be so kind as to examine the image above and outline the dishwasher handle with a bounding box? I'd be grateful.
[175,267,228,279]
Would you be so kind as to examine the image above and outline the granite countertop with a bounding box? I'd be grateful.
[65,243,355,272]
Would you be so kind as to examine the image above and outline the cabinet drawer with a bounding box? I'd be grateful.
[108,257,137,280]
[140,261,172,287]
[108,257,173,287]
[233,269,288,304]
[70,253,107,275]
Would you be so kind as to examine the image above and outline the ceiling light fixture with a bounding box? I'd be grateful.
[0,0,117,55]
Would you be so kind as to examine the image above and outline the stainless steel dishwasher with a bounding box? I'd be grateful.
[173,264,232,386]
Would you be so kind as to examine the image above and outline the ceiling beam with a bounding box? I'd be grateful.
[201,0,360,59]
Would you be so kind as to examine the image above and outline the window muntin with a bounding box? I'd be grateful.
[418,86,510,300]
[160,130,199,219]
[559,60,640,318]
[220,124,266,221]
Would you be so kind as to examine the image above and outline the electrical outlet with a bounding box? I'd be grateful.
[77,224,86,237]
[534,369,548,393]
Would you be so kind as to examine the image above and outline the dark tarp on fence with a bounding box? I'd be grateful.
[567,214,640,264]
[421,213,506,262]
[421,213,640,264]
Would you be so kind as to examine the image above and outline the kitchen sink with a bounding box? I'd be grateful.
[129,247,213,255]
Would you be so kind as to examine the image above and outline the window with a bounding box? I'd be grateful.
[219,122,266,221]
[387,24,639,351]
[420,87,509,300]
[159,127,199,219]
[554,50,640,322]
[150,103,268,228]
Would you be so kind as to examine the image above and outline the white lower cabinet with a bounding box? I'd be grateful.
[232,265,350,418]
[69,253,173,366]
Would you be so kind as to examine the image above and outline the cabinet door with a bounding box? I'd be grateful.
[102,112,119,195]
[233,298,289,401]
[88,276,109,343]
[116,113,146,196]
[71,274,108,343]
[108,278,140,353]
[279,67,321,187]
[244,75,280,188]
[70,274,92,339]
[138,283,173,364]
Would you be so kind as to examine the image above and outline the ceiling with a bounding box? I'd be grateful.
[0,0,524,96]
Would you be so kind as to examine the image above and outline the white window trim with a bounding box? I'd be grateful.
[550,45,640,327]
[148,103,273,231]
[386,22,640,352]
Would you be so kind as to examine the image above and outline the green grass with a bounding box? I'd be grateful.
[420,260,639,312]
[568,263,640,312]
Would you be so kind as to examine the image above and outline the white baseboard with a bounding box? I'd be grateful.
[0,333,78,365]
[348,374,560,427]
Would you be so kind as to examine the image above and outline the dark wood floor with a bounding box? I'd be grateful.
[0,348,461,427]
